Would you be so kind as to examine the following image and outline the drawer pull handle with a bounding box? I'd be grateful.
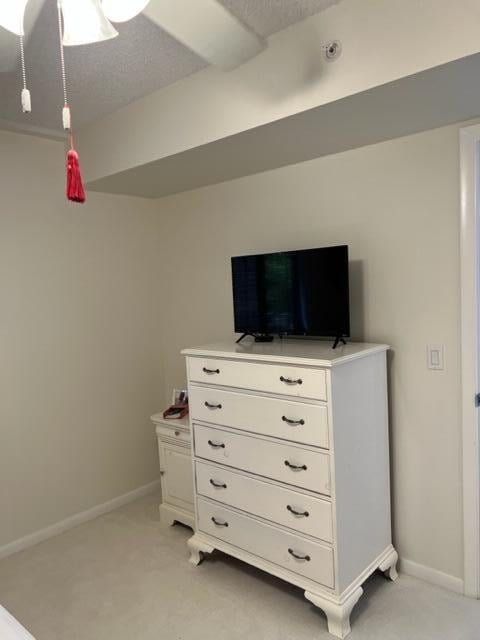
[208,440,225,449]
[284,460,307,471]
[211,517,229,527]
[205,401,222,410]
[203,367,220,374]
[280,376,303,385]
[288,548,310,561]
[210,479,227,489]
[287,505,310,517]
[282,416,305,426]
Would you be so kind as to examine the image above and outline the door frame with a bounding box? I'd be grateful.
[460,123,480,598]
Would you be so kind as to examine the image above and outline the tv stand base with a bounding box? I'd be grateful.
[333,336,347,349]
[236,333,274,344]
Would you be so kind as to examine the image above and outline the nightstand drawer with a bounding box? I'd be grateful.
[155,424,191,446]
[188,357,327,401]
[190,385,328,449]
[193,424,330,496]
[196,461,333,543]
[197,498,334,588]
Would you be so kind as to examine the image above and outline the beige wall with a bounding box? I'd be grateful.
[156,124,462,579]
[0,123,464,581]
[0,131,163,548]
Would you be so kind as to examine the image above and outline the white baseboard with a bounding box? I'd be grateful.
[400,557,464,594]
[0,480,161,561]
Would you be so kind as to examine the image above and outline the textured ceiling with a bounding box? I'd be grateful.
[0,0,338,133]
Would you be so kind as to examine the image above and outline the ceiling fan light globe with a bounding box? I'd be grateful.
[60,0,118,46]
[102,0,150,23]
[0,0,29,36]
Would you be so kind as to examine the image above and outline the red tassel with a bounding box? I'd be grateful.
[66,148,86,203]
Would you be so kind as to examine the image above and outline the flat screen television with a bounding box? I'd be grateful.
[231,245,350,344]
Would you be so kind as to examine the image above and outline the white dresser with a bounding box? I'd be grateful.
[151,413,194,529]
[183,340,398,639]
[0,605,36,640]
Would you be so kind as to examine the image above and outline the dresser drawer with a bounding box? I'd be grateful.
[196,461,333,543]
[190,385,328,449]
[193,424,330,495]
[188,357,327,401]
[197,498,334,588]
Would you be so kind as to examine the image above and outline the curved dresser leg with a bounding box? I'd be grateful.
[379,547,399,581]
[305,587,363,639]
[187,535,214,566]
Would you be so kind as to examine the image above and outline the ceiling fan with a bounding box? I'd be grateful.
[0,0,267,73]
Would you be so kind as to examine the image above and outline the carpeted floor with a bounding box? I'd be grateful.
[0,492,479,639]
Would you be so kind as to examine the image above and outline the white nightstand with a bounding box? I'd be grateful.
[151,413,194,529]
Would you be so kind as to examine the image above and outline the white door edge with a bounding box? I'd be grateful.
[460,123,480,598]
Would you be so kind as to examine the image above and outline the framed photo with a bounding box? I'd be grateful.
[172,388,188,406]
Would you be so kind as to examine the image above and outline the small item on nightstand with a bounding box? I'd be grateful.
[163,404,189,420]
[163,389,189,419]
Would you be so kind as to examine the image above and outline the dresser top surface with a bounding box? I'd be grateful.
[182,339,388,367]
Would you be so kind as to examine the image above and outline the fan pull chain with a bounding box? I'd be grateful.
[19,35,31,113]
[57,1,71,135]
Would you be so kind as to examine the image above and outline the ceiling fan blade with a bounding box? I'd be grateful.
[0,0,46,73]
[143,0,266,71]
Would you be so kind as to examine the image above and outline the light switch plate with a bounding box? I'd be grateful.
[427,344,445,370]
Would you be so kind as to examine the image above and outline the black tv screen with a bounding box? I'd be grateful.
[231,246,350,338]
